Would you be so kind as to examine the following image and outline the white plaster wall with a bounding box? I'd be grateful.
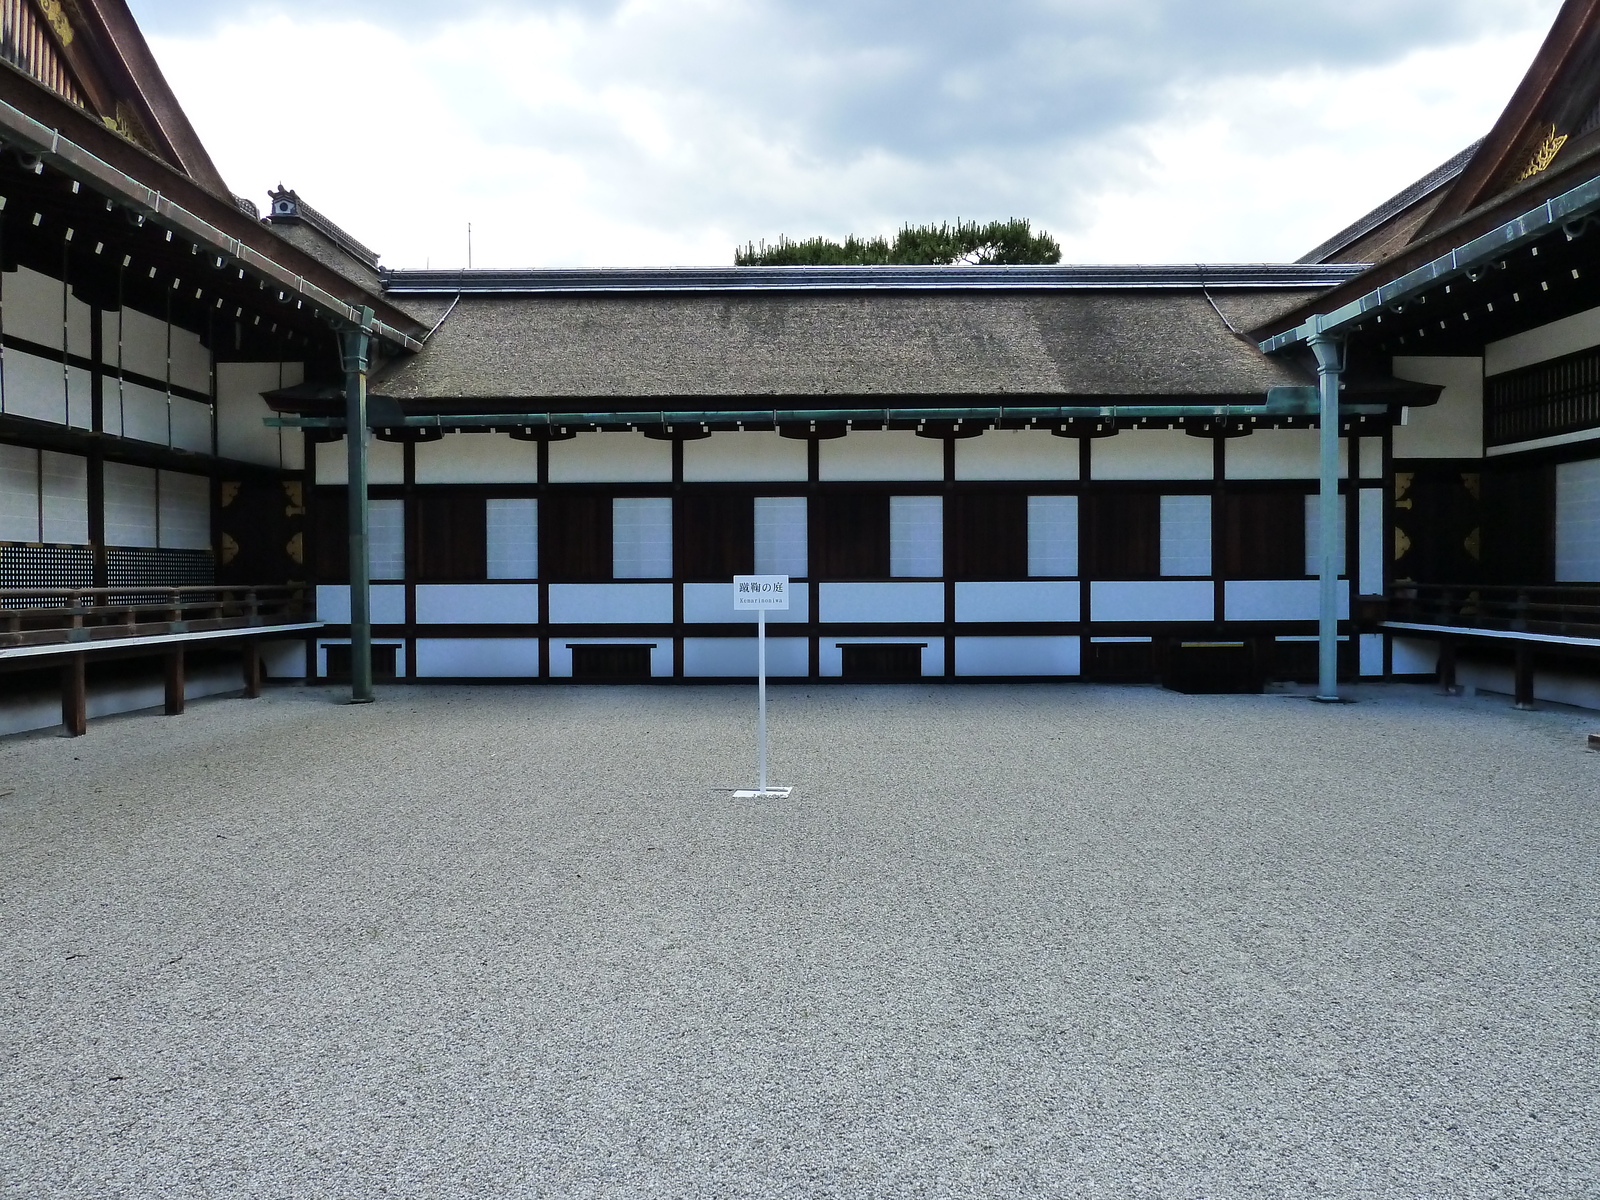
[955,430,1081,480]
[117,307,171,381]
[415,638,541,677]
[1092,430,1212,480]
[1224,580,1351,621]
[1391,357,1483,460]
[415,433,540,484]
[103,461,158,547]
[40,452,88,545]
[217,363,289,467]
[0,659,253,738]
[1360,634,1384,678]
[158,470,211,551]
[548,432,671,483]
[0,444,38,541]
[1359,488,1385,596]
[1391,636,1439,676]
[314,585,406,625]
[819,431,943,481]
[1555,457,1600,582]
[170,326,210,394]
[1089,580,1213,622]
[1359,438,1385,480]
[549,639,672,678]
[683,583,810,623]
[954,581,1080,623]
[316,436,405,485]
[547,583,673,624]
[3,268,64,348]
[955,636,1081,676]
[683,432,808,482]
[2,349,89,429]
[415,584,539,625]
[114,381,172,446]
[683,637,809,677]
[1485,303,1600,376]
[821,637,945,677]
[261,639,307,680]
[170,397,212,455]
[1226,429,1349,479]
[818,582,944,623]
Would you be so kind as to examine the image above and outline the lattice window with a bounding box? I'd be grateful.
[0,542,92,589]
[1486,347,1600,447]
[106,547,214,588]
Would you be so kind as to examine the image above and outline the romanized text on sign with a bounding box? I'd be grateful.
[733,575,791,609]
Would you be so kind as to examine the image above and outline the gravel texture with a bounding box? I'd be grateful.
[0,682,1597,1199]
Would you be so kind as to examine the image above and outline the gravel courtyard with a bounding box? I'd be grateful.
[1,683,1596,1199]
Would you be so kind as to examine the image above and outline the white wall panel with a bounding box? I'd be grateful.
[315,436,405,485]
[169,396,212,454]
[1304,494,1347,579]
[416,638,541,678]
[2,348,69,426]
[1360,634,1385,678]
[684,582,810,623]
[821,637,944,677]
[548,583,673,624]
[369,499,406,580]
[116,381,172,446]
[1359,438,1385,479]
[1556,457,1600,582]
[1160,495,1211,576]
[278,363,305,470]
[1225,580,1350,621]
[66,290,92,359]
[819,431,943,481]
[487,499,538,579]
[548,432,671,483]
[1391,637,1439,676]
[102,461,158,547]
[118,307,169,381]
[217,363,288,467]
[819,582,944,623]
[170,326,210,394]
[314,585,406,625]
[1227,429,1349,479]
[1485,304,1600,376]
[1391,358,1483,460]
[683,637,809,677]
[955,430,1081,480]
[613,497,673,579]
[755,496,808,576]
[157,471,210,550]
[1092,430,1212,480]
[0,443,39,541]
[40,451,89,544]
[1028,495,1078,576]
[3,268,64,348]
[261,639,308,680]
[416,584,539,624]
[955,581,1080,623]
[1090,580,1213,622]
[683,432,807,481]
[1358,489,1385,595]
[415,432,540,483]
[890,495,943,577]
[550,638,672,678]
[956,636,1080,676]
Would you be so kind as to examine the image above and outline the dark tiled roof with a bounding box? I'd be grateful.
[1298,140,1485,264]
[370,289,1320,402]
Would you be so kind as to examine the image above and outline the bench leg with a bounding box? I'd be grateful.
[1437,639,1460,696]
[61,654,87,737]
[242,642,262,699]
[1514,647,1536,711]
[164,649,186,716]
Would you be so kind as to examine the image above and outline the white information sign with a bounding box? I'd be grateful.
[733,575,791,610]
[732,575,791,798]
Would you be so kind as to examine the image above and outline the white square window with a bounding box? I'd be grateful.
[1028,495,1078,577]
[613,497,673,579]
[755,496,807,577]
[487,498,538,579]
[1160,495,1211,577]
[890,495,943,578]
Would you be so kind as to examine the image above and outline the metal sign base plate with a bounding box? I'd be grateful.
[733,787,793,799]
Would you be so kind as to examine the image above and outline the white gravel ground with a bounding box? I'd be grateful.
[0,682,1597,1200]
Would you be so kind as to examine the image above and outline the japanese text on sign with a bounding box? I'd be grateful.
[733,575,791,610]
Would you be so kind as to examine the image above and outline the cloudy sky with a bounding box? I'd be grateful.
[127,0,1563,270]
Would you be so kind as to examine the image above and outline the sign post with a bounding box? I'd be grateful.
[733,575,791,799]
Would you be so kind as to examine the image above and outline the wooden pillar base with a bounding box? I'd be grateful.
[242,641,263,699]
[164,649,186,716]
[1437,639,1460,696]
[1514,647,1536,711]
[61,654,87,737]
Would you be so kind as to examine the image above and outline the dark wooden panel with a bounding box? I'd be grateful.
[952,493,1026,579]
[572,644,651,681]
[1083,493,1159,578]
[218,479,306,587]
[841,643,922,680]
[679,494,754,581]
[324,644,398,681]
[1394,470,1479,584]
[542,494,613,582]
[815,493,890,580]
[416,492,487,582]
[1481,465,1554,584]
[311,488,348,584]
[1222,492,1305,579]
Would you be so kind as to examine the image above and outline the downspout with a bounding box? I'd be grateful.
[1308,330,1344,703]
[342,306,376,704]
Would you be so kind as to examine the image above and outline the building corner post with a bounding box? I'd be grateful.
[1309,330,1344,703]
[342,306,376,705]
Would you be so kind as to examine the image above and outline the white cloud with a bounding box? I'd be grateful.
[143,2,1562,268]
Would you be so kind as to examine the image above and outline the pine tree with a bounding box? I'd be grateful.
[735,219,1061,266]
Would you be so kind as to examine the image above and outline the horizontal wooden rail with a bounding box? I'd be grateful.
[1387,582,1600,641]
[0,585,310,650]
